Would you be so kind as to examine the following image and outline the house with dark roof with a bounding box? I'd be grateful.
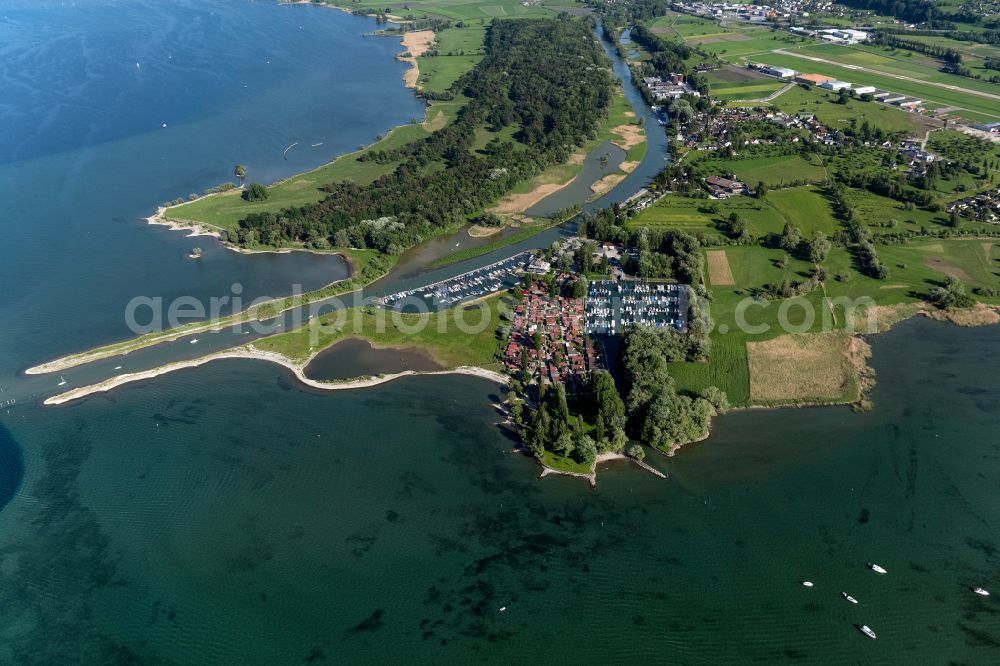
[705,175,746,198]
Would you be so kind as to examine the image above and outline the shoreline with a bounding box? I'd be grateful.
[397,30,436,90]
[43,345,508,406]
[23,260,379,376]
[154,7,435,252]
[145,207,361,263]
[536,451,668,486]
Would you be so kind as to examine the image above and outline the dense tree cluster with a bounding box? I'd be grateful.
[869,32,962,64]
[826,183,887,278]
[229,19,612,251]
[512,370,629,464]
[619,327,722,452]
[628,25,692,76]
[929,276,976,309]
[583,207,706,284]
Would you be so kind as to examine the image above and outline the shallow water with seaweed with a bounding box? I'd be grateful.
[0,317,997,662]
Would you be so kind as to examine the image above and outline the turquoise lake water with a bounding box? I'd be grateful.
[0,2,998,663]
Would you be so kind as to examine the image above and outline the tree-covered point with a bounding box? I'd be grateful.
[619,327,724,453]
[228,18,613,251]
[512,370,629,466]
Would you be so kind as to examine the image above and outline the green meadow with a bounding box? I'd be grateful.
[728,155,827,188]
[254,292,510,368]
[769,85,933,135]
[666,238,1000,406]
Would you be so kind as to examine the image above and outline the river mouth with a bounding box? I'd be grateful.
[303,337,443,381]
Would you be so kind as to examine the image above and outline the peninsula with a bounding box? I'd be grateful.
[35,0,1000,482]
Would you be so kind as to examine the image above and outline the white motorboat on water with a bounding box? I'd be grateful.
[842,592,859,604]
[801,581,814,587]
[867,562,887,574]
[857,625,877,640]
[57,376,66,386]
[972,587,990,596]
[190,339,198,344]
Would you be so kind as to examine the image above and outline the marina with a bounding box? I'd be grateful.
[585,280,688,336]
[378,252,531,311]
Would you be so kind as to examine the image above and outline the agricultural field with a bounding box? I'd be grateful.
[650,9,1000,122]
[627,195,785,237]
[747,331,863,404]
[727,155,827,189]
[694,29,810,59]
[795,43,1000,98]
[668,238,1000,406]
[769,85,934,135]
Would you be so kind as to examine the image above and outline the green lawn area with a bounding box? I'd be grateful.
[728,154,826,188]
[254,291,511,367]
[770,85,931,135]
[764,186,840,235]
[417,54,482,92]
[434,23,486,53]
[537,450,593,475]
[710,81,786,101]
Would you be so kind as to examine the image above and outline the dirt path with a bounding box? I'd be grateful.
[924,255,972,281]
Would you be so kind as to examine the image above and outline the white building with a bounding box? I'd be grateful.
[761,65,796,78]
[819,80,851,91]
[853,85,877,95]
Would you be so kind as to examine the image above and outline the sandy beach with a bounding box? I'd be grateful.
[43,345,508,406]
[398,30,435,89]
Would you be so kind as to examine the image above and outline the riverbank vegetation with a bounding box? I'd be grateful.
[231,19,612,253]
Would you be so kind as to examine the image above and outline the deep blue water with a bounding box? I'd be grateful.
[0,0,424,375]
